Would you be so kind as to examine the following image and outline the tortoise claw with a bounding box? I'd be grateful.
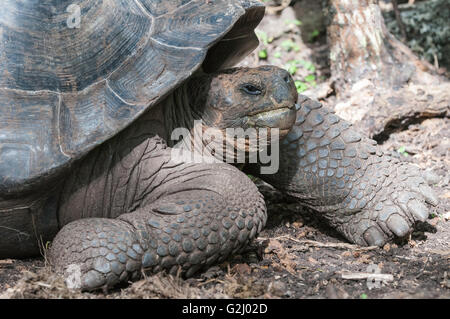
[363,227,386,246]
[418,184,439,206]
[386,214,410,237]
[407,199,429,222]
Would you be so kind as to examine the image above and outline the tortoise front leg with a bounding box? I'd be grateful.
[252,95,438,246]
[50,151,266,291]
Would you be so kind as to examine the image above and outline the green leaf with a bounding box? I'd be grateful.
[309,29,320,42]
[285,59,298,67]
[285,60,299,75]
[288,65,297,75]
[397,146,409,157]
[299,60,316,72]
[284,19,302,26]
[258,49,268,59]
[304,74,316,83]
[295,80,308,93]
[281,40,300,52]
[273,52,282,58]
[360,293,368,299]
[281,40,292,51]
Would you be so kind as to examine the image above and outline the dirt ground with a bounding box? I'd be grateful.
[0,5,448,299]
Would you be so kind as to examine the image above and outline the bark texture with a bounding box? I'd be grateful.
[325,0,449,140]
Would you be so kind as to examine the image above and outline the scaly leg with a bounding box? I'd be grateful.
[50,148,265,291]
[254,95,438,246]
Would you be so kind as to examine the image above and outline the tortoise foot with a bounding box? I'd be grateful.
[256,95,439,247]
[334,158,438,246]
[49,164,266,291]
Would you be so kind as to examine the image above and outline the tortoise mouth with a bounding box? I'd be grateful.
[247,105,297,132]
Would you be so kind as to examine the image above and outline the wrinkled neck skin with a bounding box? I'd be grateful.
[163,81,200,146]
[162,79,274,165]
[163,78,237,162]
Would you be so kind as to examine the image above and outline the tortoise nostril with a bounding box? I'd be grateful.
[283,75,290,84]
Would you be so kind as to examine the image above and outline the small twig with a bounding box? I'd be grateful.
[0,259,14,265]
[393,255,412,260]
[433,53,439,69]
[340,272,394,281]
[35,282,52,288]
[198,278,222,286]
[258,235,378,251]
[392,0,407,42]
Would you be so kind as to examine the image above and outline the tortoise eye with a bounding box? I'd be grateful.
[241,84,262,96]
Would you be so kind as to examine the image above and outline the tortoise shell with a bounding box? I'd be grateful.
[0,0,264,196]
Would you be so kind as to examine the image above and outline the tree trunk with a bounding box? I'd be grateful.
[325,0,449,140]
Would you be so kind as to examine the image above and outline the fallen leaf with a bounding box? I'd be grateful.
[292,221,304,229]
[356,254,372,264]
[231,263,251,276]
[341,251,352,258]
[264,239,297,275]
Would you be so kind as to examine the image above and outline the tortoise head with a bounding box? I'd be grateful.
[187,65,298,137]
[169,65,298,164]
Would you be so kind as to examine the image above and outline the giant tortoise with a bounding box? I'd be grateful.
[0,0,437,290]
